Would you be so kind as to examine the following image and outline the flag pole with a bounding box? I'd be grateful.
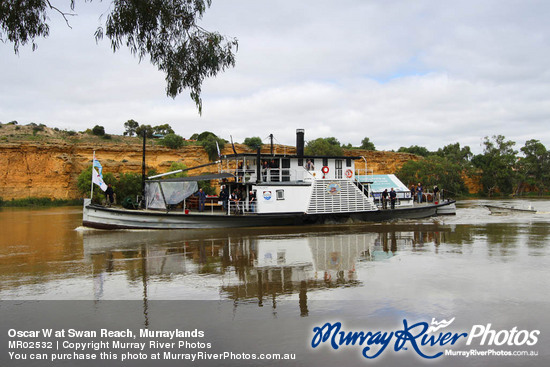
[141,131,146,208]
[90,151,95,200]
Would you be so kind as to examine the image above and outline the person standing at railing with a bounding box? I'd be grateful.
[390,187,397,209]
[230,189,241,214]
[249,190,256,212]
[382,189,388,209]
[237,162,244,182]
[416,183,423,204]
[306,159,314,171]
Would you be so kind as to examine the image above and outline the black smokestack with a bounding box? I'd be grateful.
[296,129,304,157]
[256,147,261,184]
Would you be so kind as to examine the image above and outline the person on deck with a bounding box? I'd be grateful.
[219,185,229,211]
[305,159,314,171]
[381,189,388,209]
[433,185,440,203]
[416,183,423,204]
[230,189,241,214]
[389,187,397,209]
[196,188,207,212]
[105,184,115,207]
[237,162,244,182]
[249,190,256,212]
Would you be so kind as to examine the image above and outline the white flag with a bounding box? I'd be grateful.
[216,141,221,158]
[92,167,108,191]
[93,158,103,178]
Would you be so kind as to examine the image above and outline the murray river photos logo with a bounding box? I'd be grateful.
[311,318,540,360]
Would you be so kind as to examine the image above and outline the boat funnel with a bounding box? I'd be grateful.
[296,129,305,157]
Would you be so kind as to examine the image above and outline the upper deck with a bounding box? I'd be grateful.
[220,153,363,184]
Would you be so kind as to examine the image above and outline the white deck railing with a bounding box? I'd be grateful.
[306,179,377,214]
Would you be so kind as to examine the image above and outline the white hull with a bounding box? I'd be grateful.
[484,204,536,215]
[82,199,457,230]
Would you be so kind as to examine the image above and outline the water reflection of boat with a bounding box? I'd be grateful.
[484,204,536,215]
[79,227,445,317]
[81,228,442,310]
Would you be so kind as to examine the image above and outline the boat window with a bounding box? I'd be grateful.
[346,158,352,167]
[282,159,290,168]
[335,160,343,179]
[282,170,290,182]
[276,190,285,200]
[322,158,328,167]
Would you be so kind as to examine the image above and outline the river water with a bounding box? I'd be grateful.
[1,199,549,366]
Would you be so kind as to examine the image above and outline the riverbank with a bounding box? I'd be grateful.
[0,197,83,208]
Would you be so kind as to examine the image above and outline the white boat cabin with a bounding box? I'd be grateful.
[220,152,376,215]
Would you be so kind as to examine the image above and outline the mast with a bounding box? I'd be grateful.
[90,151,95,200]
[141,130,146,208]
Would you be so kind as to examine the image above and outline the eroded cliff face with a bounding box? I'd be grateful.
[0,142,427,200]
[351,150,420,175]
[0,142,208,199]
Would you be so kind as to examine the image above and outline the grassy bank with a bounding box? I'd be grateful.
[0,197,83,208]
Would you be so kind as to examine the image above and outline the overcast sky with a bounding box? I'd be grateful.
[2,0,550,154]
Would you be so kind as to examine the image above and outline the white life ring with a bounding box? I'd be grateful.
[322,166,329,174]
[345,169,353,178]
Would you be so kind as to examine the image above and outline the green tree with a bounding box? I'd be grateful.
[77,165,116,203]
[472,135,518,196]
[123,119,139,136]
[195,131,218,141]
[517,139,550,195]
[243,137,263,150]
[116,172,142,203]
[360,137,376,151]
[167,162,189,178]
[189,131,225,160]
[1,0,238,112]
[159,133,185,149]
[201,135,225,161]
[435,142,473,167]
[397,156,467,197]
[305,137,343,156]
[92,125,105,136]
[397,145,431,157]
[153,124,175,136]
[136,124,154,138]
